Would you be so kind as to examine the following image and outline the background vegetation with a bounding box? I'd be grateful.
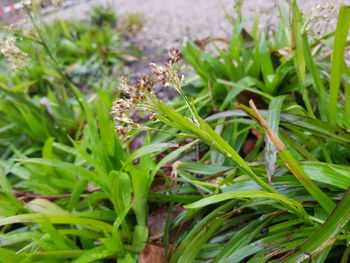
[0,1,349,262]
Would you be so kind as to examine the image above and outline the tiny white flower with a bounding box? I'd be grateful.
[0,37,30,71]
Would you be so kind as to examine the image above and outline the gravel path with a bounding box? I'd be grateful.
[41,0,350,85]
[45,0,350,48]
[2,0,349,46]
[2,0,349,80]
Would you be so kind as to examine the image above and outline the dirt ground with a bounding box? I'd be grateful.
[1,0,349,80]
[2,0,350,46]
[43,0,350,47]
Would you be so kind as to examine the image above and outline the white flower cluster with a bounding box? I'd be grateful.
[0,37,30,71]
[111,48,183,137]
[150,48,183,91]
[110,74,158,136]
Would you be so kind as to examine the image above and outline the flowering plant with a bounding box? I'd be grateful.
[111,48,312,223]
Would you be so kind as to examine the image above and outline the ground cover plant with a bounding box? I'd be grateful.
[0,0,350,262]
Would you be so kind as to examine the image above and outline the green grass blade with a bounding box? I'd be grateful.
[213,216,272,263]
[343,63,350,119]
[126,143,179,164]
[0,214,113,232]
[225,227,315,263]
[207,109,350,144]
[171,201,237,263]
[327,6,350,123]
[177,217,225,263]
[265,96,285,183]
[301,162,350,190]
[150,140,197,185]
[158,101,312,222]
[247,101,336,213]
[290,0,314,117]
[30,250,85,261]
[283,187,350,262]
[0,248,25,262]
[301,33,327,120]
[19,158,103,187]
[72,246,115,263]
[184,190,306,217]
[68,178,88,211]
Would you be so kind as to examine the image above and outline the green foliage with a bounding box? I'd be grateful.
[90,6,117,27]
[152,1,350,262]
[1,2,350,263]
[0,8,147,263]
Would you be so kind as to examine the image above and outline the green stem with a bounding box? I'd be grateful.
[158,102,311,223]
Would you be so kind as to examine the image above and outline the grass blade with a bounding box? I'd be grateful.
[290,0,314,117]
[184,190,306,218]
[282,187,350,262]
[327,6,350,123]
[214,216,272,263]
[265,96,285,183]
[0,214,113,232]
[247,100,335,213]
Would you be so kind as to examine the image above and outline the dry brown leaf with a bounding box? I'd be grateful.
[242,138,257,156]
[138,244,167,263]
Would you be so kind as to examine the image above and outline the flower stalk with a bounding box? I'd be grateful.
[110,49,312,223]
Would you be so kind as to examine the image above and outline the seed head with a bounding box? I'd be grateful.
[168,48,182,65]
[111,48,184,136]
[149,48,184,92]
[110,75,158,136]
[0,37,30,71]
[150,113,158,121]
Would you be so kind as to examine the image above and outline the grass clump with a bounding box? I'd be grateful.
[1,1,350,263]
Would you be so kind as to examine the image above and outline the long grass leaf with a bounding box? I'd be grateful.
[214,216,272,263]
[72,246,115,263]
[0,214,113,232]
[328,6,350,123]
[265,96,285,183]
[290,0,314,117]
[247,100,335,213]
[184,190,305,216]
[283,187,350,262]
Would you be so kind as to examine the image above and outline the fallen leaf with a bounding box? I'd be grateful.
[243,138,257,156]
[139,244,166,263]
[148,205,185,241]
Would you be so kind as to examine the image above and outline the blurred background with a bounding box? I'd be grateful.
[1,0,348,48]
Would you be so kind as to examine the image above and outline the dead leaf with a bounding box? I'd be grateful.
[148,205,185,241]
[251,127,263,138]
[242,138,257,156]
[139,244,166,263]
[148,207,168,240]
